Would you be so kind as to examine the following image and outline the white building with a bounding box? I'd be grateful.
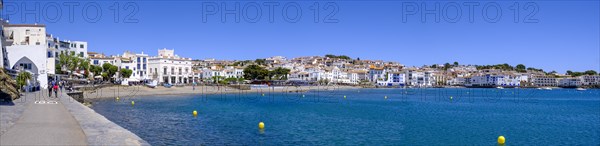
[529,75,558,87]
[2,23,49,88]
[558,78,582,87]
[148,48,193,84]
[405,70,436,87]
[580,75,600,86]
[118,51,149,80]
[89,52,115,66]
[55,40,88,58]
[377,72,406,87]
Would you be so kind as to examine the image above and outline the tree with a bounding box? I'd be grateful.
[16,72,32,90]
[0,69,20,100]
[453,62,459,66]
[443,63,451,71]
[102,63,112,72]
[108,66,118,78]
[101,72,109,81]
[516,64,526,72]
[584,70,598,75]
[90,65,102,77]
[243,64,269,80]
[254,59,266,65]
[325,54,351,60]
[566,70,573,75]
[120,69,133,78]
[269,67,290,80]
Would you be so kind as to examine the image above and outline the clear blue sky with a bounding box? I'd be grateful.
[2,0,599,73]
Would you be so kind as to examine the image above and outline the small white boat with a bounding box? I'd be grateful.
[576,88,587,91]
[537,88,542,90]
[496,86,504,89]
[146,80,158,88]
[543,87,552,90]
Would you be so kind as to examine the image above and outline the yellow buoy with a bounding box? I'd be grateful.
[131,101,135,106]
[498,136,505,144]
[116,97,120,101]
[258,122,265,129]
[193,110,198,117]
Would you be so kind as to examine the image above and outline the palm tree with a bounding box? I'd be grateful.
[0,69,20,100]
[16,71,32,92]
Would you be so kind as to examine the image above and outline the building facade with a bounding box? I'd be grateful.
[148,48,193,84]
[2,23,49,88]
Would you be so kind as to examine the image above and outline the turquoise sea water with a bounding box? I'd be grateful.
[90,88,600,145]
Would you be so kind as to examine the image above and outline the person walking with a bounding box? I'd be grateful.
[53,83,59,98]
[48,83,53,97]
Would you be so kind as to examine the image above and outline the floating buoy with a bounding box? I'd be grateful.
[131,101,135,106]
[262,93,265,96]
[258,122,265,129]
[498,136,505,144]
[116,97,119,101]
[344,95,346,99]
[193,110,198,117]
[384,96,388,99]
[302,95,305,98]
[450,96,453,100]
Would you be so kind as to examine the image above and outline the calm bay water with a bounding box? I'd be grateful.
[90,88,600,145]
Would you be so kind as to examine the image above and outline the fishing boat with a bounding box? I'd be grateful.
[496,86,504,89]
[576,88,587,91]
[146,80,158,88]
[543,87,552,90]
[163,83,173,88]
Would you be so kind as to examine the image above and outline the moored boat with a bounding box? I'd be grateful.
[576,88,587,91]
[146,80,158,88]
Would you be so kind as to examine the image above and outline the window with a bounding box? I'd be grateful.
[19,63,32,70]
[143,64,146,69]
[79,52,84,57]
[80,44,84,48]
[93,60,99,65]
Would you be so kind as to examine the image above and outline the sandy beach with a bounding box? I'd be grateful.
[83,85,360,99]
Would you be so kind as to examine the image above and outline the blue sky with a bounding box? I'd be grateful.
[2,0,599,73]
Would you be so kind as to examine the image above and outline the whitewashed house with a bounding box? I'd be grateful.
[147,48,193,84]
[2,23,49,88]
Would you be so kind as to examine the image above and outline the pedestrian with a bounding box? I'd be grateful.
[53,83,59,98]
[48,83,53,97]
[59,81,63,92]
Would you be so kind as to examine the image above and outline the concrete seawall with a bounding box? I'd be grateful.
[0,91,149,145]
[60,92,150,145]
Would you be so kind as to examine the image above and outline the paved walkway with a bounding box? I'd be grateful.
[0,91,87,145]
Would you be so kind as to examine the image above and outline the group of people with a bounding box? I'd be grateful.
[47,80,66,98]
